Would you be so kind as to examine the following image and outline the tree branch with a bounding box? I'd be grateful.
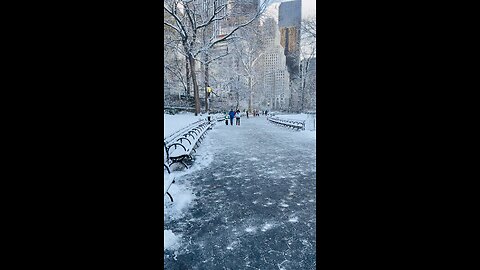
[164,4,188,38]
[196,3,227,29]
[209,0,271,48]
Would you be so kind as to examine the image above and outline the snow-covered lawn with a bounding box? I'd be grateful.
[274,113,309,121]
[273,113,316,138]
[164,112,224,139]
[164,112,206,139]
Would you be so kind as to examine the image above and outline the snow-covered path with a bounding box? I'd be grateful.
[164,117,316,269]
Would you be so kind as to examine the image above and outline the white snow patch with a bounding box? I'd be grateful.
[288,217,299,223]
[245,227,256,233]
[164,182,196,220]
[226,240,239,250]
[279,203,289,208]
[164,230,181,251]
[164,112,208,139]
[261,223,275,232]
[247,157,260,161]
[273,113,317,137]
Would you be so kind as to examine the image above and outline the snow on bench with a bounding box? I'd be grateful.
[164,119,212,169]
[267,116,305,130]
[164,118,214,203]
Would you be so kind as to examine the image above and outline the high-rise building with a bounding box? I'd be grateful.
[278,0,302,111]
[258,15,290,110]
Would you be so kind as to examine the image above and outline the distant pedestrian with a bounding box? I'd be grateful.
[229,109,235,125]
[246,110,249,118]
[235,110,241,125]
[225,113,229,125]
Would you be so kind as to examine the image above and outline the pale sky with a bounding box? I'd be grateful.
[302,0,316,19]
[268,0,316,19]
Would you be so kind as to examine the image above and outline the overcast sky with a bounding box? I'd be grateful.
[302,0,316,19]
[268,0,315,19]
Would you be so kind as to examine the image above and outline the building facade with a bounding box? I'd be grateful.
[278,0,302,111]
[258,14,290,111]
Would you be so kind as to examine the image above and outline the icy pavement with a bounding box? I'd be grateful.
[164,116,316,269]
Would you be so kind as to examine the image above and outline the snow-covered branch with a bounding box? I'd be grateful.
[208,0,271,48]
[164,3,188,39]
[196,3,227,29]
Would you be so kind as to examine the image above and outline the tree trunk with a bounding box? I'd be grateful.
[204,53,209,112]
[236,91,239,110]
[301,70,305,112]
[248,76,252,112]
[185,55,191,96]
[301,83,305,111]
[188,53,200,115]
[236,76,240,110]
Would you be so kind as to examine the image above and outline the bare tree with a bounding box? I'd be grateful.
[164,41,189,97]
[302,16,316,39]
[164,0,272,115]
[299,16,316,111]
[230,24,266,112]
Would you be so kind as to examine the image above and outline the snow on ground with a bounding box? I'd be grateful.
[274,113,317,138]
[274,113,309,121]
[164,115,316,268]
[164,112,206,139]
[164,112,219,251]
[163,113,315,258]
[164,230,182,250]
[164,112,225,139]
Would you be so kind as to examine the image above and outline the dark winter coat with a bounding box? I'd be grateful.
[229,111,235,119]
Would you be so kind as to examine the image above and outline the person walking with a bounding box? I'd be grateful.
[229,109,235,126]
[225,112,229,125]
[235,110,241,126]
[246,110,249,118]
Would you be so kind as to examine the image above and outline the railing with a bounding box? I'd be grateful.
[267,116,305,131]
